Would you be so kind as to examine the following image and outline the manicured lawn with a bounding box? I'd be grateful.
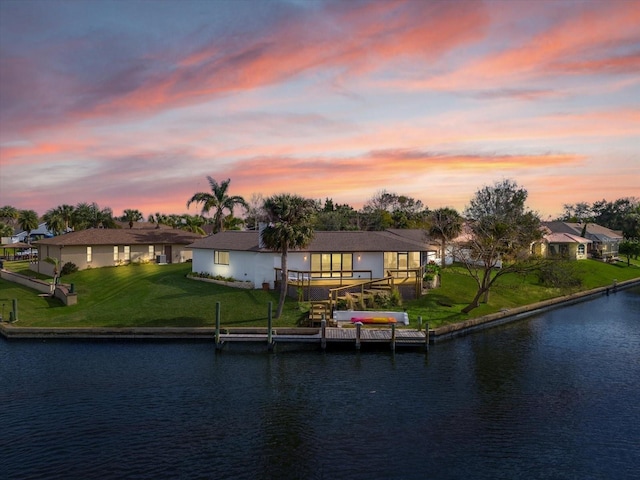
[1,259,638,329]
[0,262,307,328]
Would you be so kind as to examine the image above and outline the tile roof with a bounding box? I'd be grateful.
[188,229,438,252]
[34,228,204,246]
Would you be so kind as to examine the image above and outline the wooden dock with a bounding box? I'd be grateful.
[215,324,429,352]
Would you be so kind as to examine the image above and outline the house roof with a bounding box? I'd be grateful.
[543,221,623,241]
[188,229,439,253]
[34,227,204,246]
[544,232,592,244]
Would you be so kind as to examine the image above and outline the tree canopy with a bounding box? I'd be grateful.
[458,179,542,313]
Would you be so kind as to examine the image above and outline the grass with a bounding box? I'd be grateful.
[0,262,308,328]
[1,258,638,329]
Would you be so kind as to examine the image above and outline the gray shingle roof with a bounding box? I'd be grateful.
[188,229,438,252]
[34,228,203,246]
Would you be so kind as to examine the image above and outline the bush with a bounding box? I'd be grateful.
[61,262,78,275]
[537,260,582,289]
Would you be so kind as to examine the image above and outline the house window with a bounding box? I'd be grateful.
[124,246,130,261]
[215,250,230,265]
[87,246,92,263]
[148,245,154,258]
[384,252,420,277]
[310,253,352,278]
[578,244,585,255]
[113,246,118,261]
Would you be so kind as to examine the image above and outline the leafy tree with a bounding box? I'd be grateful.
[261,194,316,318]
[243,193,267,230]
[619,239,640,266]
[121,209,144,228]
[314,198,358,230]
[18,209,39,243]
[428,207,463,269]
[187,177,247,234]
[560,202,593,222]
[360,190,428,230]
[457,179,543,314]
[591,197,638,231]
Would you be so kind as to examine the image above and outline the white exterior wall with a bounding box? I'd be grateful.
[192,249,278,289]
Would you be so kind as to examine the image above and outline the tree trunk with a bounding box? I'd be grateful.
[440,239,446,269]
[276,248,288,318]
[461,288,485,314]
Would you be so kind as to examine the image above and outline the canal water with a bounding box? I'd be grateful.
[1,287,639,479]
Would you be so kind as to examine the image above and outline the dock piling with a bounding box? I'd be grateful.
[355,322,362,350]
[215,301,222,351]
[321,316,327,350]
[390,323,396,352]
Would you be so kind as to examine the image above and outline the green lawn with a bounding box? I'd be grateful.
[1,259,638,328]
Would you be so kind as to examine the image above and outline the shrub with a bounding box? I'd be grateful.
[537,260,582,289]
[61,262,78,275]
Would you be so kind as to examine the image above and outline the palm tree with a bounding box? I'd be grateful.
[261,194,316,318]
[148,212,168,229]
[187,177,247,234]
[0,222,14,238]
[18,210,39,259]
[43,205,74,235]
[121,209,143,229]
[428,207,463,269]
[0,205,19,223]
[180,214,206,235]
[72,202,116,230]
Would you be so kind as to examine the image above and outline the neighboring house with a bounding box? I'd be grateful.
[188,229,440,298]
[32,227,203,275]
[543,222,623,260]
[10,222,54,243]
[532,230,592,260]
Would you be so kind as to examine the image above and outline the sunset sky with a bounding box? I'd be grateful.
[1,0,638,220]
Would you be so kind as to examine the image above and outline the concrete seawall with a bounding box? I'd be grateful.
[430,277,640,343]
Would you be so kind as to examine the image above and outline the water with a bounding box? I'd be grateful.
[1,288,639,479]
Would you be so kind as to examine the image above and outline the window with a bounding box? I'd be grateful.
[310,253,352,278]
[215,250,230,265]
[384,252,420,277]
[148,245,154,257]
[124,246,130,261]
[87,246,92,263]
[578,244,585,255]
[113,246,118,262]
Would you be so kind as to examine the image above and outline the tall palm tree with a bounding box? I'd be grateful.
[18,210,39,255]
[261,194,316,318]
[148,212,168,229]
[0,205,19,223]
[43,204,74,235]
[428,207,463,269]
[187,177,247,234]
[121,209,143,229]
